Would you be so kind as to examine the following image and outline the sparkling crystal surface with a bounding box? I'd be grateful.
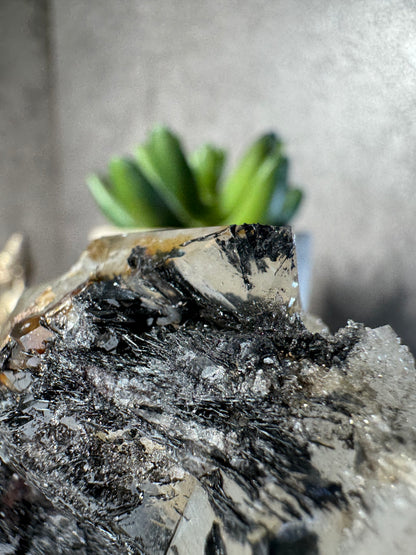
[0,224,415,554]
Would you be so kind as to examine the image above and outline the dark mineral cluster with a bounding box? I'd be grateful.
[0,225,415,555]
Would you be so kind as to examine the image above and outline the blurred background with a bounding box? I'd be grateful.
[1,0,415,352]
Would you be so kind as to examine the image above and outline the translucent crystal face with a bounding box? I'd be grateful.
[1,225,300,349]
[165,225,300,313]
[0,225,415,554]
[0,234,26,330]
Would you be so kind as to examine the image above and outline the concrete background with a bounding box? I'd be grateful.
[1,0,416,352]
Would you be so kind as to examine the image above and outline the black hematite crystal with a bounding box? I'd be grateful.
[0,225,415,554]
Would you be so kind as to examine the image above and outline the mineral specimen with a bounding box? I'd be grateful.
[0,224,415,554]
[0,234,26,331]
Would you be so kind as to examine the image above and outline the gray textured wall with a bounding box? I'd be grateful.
[0,0,61,281]
[1,0,416,352]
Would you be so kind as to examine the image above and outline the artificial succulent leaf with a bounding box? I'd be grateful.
[145,126,206,218]
[108,158,181,227]
[265,156,290,223]
[87,174,138,228]
[189,144,226,207]
[272,188,303,226]
[223,148,283,225]
[220,133,281,215]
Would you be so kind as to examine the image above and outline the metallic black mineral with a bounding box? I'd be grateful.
[0,225,415,554]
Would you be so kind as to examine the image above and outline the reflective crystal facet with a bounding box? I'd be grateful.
[0,234,26,330]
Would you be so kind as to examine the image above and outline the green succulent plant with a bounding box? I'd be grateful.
[87,126,303,229]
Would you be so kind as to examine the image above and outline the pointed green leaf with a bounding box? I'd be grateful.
[87,174,138,228]
[222,151,283,225]
[265,156,290,223]
[189,144,226,206]
[272,188,303,226]
[220,133,281,215]
[108,158,181,227]
[136,144,194,225]
[136,126,206,223]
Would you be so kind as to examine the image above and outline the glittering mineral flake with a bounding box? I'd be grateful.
[0,224,415,554]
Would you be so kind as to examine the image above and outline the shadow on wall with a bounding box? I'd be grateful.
[321,282,415,357]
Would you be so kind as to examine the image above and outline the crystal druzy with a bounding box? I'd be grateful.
[0,225,415,554]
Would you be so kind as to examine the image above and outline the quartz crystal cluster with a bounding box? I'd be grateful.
[0,225,415,554]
